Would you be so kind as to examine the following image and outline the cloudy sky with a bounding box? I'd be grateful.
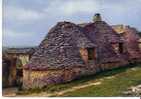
[3,0,141,47]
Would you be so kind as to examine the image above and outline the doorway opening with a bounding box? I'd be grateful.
[87,48,96,60]
[119,43,124,53]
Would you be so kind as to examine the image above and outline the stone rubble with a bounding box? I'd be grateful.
[123,84,141,96]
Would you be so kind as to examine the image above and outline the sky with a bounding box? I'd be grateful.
[3,0,141,47]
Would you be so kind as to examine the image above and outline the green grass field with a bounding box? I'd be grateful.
[18,63,141,96]
[61,63,141,97]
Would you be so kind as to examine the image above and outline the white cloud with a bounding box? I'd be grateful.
[3,0,141,47]
[3,0,101,22]
[61,1,99,15]
[4,0,141,22]
[3,29,34,38]
[4,6,45,21]
[44,0,99,16]
[3,29,41,47]
[101,0,141,13]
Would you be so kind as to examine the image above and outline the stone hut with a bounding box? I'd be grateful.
[112,25,141,62]
[23,14,141,89]
[2,47,36,87]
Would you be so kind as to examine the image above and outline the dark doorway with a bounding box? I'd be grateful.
[2,59,11,88]
[119,43,123,53]
[87,48,96,60]
[15,58,23,90]
[2,57,23,89]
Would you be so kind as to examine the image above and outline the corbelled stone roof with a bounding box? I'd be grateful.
[25,22,96,70]
[83,21,125,63]
[25,17,134,70]
[112,25,141,59]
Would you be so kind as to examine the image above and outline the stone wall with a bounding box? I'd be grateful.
[112,25,141,60]
[8,58,17,86]
[100,60,128,71]
[23,60,129,89]
[79,48,88,63]
[23,67,82,89]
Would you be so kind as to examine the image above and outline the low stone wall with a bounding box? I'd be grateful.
[100,60,129,71]
[130,58,141,63]
[23,61,129,89]
[23,67,82,89]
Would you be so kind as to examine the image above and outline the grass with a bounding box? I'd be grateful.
[62,63,141,97]
[17,63,141,96]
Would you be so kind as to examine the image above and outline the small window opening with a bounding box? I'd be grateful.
[87,48,96,60]
[111,43,124,54]
[79,48,96,63]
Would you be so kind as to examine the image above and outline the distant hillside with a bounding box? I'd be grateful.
[2,46,37,53]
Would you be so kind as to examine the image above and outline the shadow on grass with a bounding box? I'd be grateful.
[17,63,141,95]
[70,63,141,83]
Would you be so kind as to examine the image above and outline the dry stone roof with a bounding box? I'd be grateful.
[112,25,141,59]
[25,17,138,70]
[25,22,96,70]
[83,21,125,63]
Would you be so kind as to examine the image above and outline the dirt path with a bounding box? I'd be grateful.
[19,76,114,96]
[3,75,116,97]
[20,81,102,97]
[4,66,139,97]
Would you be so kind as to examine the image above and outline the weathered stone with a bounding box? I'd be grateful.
[23,14,141,89]
[123,85,141,96]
